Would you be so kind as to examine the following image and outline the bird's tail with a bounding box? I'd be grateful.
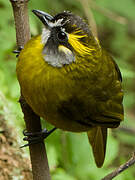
[87,126,107,168]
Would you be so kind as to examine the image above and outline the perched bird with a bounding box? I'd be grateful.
[16,10,124,167]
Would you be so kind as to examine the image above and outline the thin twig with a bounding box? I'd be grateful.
[77,0,98,37]
[101,152,135,180]
[90,0,128,25]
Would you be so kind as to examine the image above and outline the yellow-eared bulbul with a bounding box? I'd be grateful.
[16,10,124,167]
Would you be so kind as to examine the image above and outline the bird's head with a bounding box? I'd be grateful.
[32,10,101,67]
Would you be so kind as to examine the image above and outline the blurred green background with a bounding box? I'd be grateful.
[0,0,135,179]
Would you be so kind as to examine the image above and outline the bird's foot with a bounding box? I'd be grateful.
[20,127,57,148]
[13,46,23,57]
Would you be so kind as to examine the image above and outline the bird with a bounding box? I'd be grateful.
[16,9,124,167]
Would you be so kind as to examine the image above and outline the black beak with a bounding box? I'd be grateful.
[32,9,53,28]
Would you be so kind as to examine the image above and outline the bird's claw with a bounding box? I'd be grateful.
[20,127,57,148]
[13,46,23,57]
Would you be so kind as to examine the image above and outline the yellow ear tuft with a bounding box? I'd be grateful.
[68,31,95,56]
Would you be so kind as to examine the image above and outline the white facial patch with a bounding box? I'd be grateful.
[41,19,65,44]
[48,18,64,27]
[41,19,75,67]
[41,28,51,44]
[43,46,75,67]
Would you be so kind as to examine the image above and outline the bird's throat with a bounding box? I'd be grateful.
[42,44,75,67]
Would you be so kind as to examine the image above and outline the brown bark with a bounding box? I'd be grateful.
[9,0,51,179]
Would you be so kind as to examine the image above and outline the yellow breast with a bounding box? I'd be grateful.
[16,36,90,131]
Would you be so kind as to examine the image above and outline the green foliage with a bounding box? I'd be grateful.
[0,0,135,179]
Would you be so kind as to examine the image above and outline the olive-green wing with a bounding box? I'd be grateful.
[87,50,123,167]
[111,55,122,82]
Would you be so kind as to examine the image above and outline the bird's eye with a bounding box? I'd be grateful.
[57,31,67,41]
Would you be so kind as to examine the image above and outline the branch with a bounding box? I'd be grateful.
[9,0,51,179]
[101,152,135,180]
[77,0,98,37]
[10,0,30,46]
[90,1,128,25]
